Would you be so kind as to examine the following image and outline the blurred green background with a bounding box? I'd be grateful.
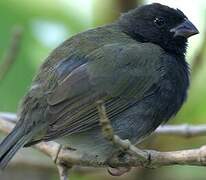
[0,0,206,179]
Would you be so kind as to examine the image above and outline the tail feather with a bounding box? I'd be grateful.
[0,126,23,158]
[0,126,32,170]
[0,135,29,169]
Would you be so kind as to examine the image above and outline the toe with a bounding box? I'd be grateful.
[107,166,131,176]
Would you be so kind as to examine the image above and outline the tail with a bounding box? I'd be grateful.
[0,125,32,170]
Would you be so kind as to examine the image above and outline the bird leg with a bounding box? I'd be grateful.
[96,100,149,176]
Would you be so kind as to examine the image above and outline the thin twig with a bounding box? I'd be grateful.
[2,113,206,171]
[57,164,70,180]
[0,26,23,82]
[155,124,206,137]
[0,112,17,123]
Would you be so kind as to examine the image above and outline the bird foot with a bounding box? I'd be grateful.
[107,151,132,176]
[107,166,131,176]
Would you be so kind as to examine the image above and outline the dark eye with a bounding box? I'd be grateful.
[154,17,165,27]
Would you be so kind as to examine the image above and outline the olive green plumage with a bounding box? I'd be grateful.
[0,3,198,170]
[16,24,161,140]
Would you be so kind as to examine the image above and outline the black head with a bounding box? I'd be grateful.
[118,3,199,55]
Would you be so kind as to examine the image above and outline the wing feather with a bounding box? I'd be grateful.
[31,43,162,142]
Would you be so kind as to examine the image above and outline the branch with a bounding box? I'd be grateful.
[9,156,54,170]
[1,112,206,177]
[0,26,23,82]
[155,124,206,137]
[57,164,70,180]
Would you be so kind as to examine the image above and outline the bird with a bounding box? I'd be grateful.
[0,3,199,172]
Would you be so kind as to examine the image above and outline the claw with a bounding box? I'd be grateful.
[107,166,131,176]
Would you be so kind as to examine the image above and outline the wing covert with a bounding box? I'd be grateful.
[39,42,163,141]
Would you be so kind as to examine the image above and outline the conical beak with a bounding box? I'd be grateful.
[170,18,199,38]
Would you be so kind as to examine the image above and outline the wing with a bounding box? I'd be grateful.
[40,42,163,141]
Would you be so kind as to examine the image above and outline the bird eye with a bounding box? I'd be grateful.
[154,17,165,27]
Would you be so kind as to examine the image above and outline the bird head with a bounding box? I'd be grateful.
[118,3,199,55]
